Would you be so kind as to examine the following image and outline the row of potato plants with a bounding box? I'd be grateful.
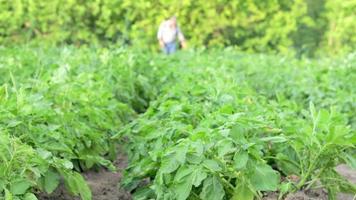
[0,47,354,200]
[116,49,356,200]
[0,46,159,200]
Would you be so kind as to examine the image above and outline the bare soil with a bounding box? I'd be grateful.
[38,156,355,200]
[263,189,329,200]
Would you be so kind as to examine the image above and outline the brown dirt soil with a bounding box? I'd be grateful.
[38,157,355,200]
[263,189,329,200]
[37,152,131,200]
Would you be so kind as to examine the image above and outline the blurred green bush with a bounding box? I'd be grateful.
[0,0,355,55]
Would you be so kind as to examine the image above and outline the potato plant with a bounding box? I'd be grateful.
[0,47,355,200]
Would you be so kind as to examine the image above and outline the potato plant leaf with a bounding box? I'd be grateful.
[232,183,254,200]
[233,150,249,170]
[43,169,60,194]
[10,180,31,195]
[250,163,280,191]
[199,176,225,200]
[24,193,38,200]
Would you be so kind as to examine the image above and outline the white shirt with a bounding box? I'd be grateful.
[157,21,185,44]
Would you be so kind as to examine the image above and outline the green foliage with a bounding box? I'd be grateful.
[0,47,355,199]
[0,46,158,199]
[323,0,356,55]
[0,0,355,55]
[115,49,356,199]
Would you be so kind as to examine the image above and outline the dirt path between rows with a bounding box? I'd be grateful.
[82,153,131,200]
[39,156,355,200]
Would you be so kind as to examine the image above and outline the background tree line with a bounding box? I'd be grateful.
[0,0,355,56]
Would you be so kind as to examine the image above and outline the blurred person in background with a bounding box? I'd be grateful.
[157,16,187,54]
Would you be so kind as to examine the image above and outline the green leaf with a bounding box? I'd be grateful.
[202,159,222,172]
[5,189,13,200]
[161,146,188,174]
[231,183,254,200]
[279,182,293,198]
[174,166,194,200]
[249,163,280,191]
[190,141,204,156]
[132,187,155,200]
[62,171,92,200]
[230,125,248,144]
[43,169,60,193]
[63,160,74,169]
[344,153,356,169]
[192,168,207,187]
[36,148,52,160]
[199,176,225,200]
[175,145,188,164]
[217,139,235,157]
[7,120,22,128]
[173,165,207,200]
[0,179,5,191]
[10,180,31,195]
[233,150,249,170]
[174,175,193,200]
[24,193,38,200]
[186,153,204,164]
[73,172,92,200]
[161,156,180,174]
[174,166,194,182]
[275,152,300,175]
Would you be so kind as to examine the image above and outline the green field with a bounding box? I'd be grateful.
[0,47,355,200]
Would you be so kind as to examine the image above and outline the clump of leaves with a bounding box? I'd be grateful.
[115,50,355,200]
